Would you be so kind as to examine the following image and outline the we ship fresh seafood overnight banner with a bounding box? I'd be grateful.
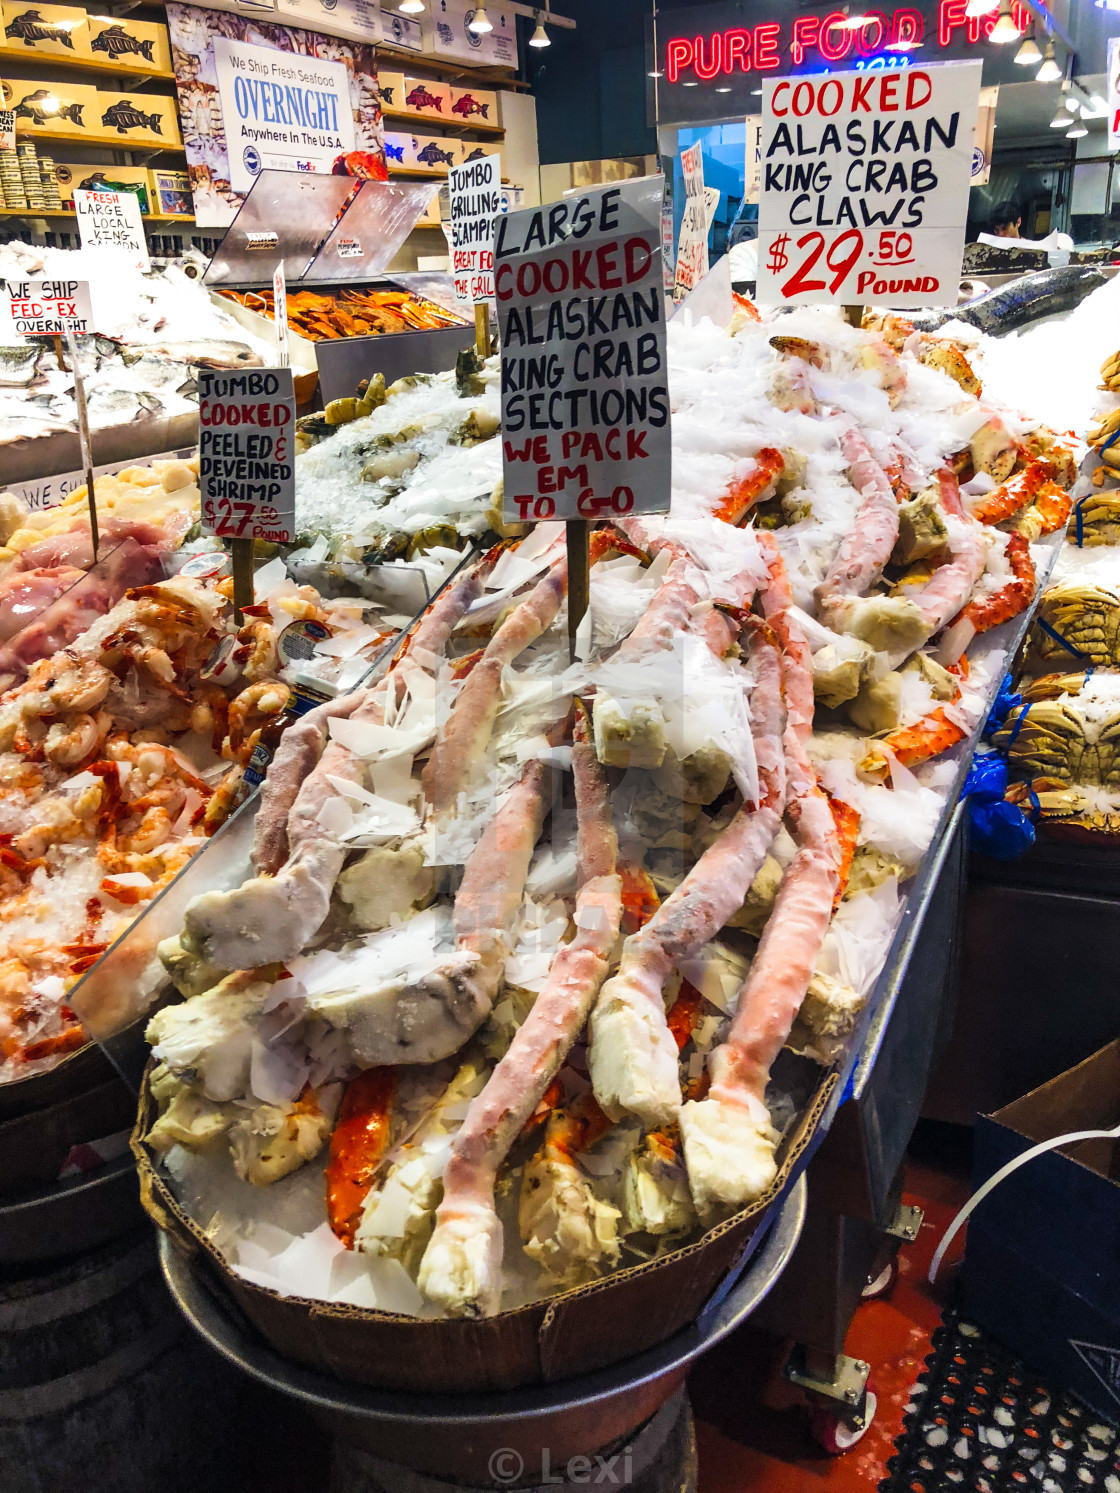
[167,4,384,228]
[497,178,671,524]
[756,59,981,309]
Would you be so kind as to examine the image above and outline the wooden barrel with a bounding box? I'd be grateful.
[0,1228,243,1493]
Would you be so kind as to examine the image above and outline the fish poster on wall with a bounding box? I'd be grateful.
[167,3,384,228]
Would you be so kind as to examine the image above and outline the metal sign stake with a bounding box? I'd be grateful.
[566,519,590,663]
[65,331,98,560]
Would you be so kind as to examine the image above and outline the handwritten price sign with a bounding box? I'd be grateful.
[756,62,982,308]
[496,177,671,524]
[198,368,296,544]
[766,227,926,298]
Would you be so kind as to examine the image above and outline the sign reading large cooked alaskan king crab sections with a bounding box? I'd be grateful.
[756,59,982,309]
[496,176,671,524]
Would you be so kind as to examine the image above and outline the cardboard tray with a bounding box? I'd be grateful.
[133,1062,836,1394]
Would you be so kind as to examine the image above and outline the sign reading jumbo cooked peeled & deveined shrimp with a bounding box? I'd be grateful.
[496,176,671,525]
[198,367,296,544]
[756,60,981,309]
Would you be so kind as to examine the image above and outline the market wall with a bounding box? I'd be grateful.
[529,0,672,165]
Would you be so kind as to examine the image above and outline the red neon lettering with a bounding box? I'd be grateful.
[753,21,780,67]
[666,36,693,82]
[694,32,721,78]
[790,14,820,64]
[938,0,965,45]
[818,11,853,59]
[852,9,887,54]
[891,7,924,46]
[724,26,750,71]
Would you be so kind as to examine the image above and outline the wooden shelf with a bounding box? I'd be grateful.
[382,109,504,138]
[374,43,525,88]
[10,123,183,151]
[0,45,173,80]
[0,206,192,221]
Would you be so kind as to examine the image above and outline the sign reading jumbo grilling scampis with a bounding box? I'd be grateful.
[213,36,356,194]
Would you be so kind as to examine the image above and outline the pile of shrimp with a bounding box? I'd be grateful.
[0,568,398,1081]
[138,302,1083,1323]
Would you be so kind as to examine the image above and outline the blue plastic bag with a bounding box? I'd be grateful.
[964,750,1035,860]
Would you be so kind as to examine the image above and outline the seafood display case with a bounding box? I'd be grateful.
[203,171,473,407]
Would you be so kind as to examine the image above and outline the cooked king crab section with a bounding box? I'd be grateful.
[145,305,1079,1317]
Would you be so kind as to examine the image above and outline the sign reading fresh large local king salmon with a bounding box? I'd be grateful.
[756,59,981,309]
[496,177,671,524]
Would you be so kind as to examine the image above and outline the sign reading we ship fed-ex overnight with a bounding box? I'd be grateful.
[497,179,670,525]
[199,368,296,544]
[756,61,981,309]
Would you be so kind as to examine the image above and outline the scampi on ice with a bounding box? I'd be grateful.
[133,289,1085,1322]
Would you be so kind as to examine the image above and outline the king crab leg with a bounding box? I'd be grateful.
[680,618,840,1217]
[181,554,490,972]
[418,704,622,1317]
[937,530,1036,666]
[423,532,636,816]
[815,426,901,627]
[252,547,501,876]
[587,626,787,1129]
[310,754,556,1069]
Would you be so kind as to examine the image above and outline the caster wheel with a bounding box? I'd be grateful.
[862,1257,899,1300]
[809,1383,878,1455]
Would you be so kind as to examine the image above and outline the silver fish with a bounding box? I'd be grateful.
[125,339,264,370]
[0,345,42,389]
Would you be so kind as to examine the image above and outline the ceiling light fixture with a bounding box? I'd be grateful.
[398,0,424,13]
[468,6,493,34]
[964,0,998,18]
[989,0,1021,44]
[1050,101,1071,126]
[528,8,550,46]
[1066,119,1088,137]
[1013,29,1041,63]
[1035,39,1062,82]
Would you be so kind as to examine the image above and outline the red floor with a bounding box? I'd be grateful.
[689,1161,973,1491]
